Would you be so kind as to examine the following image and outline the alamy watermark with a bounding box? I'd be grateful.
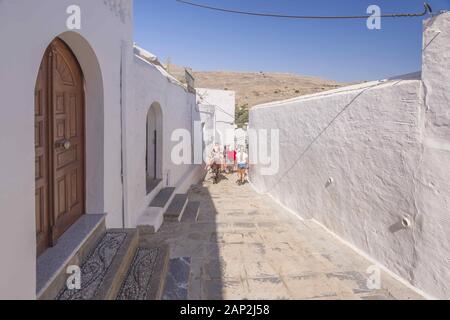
[169,122,280,176]
[366,265,382,290]
[66,265,81,290]
[66,5,81,30]
[64,4,382,32]
[367,5,382,30]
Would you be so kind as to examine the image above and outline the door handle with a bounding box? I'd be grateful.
[56,139,71,150]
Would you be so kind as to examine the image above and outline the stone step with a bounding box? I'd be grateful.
[116,244,171,300]
[181,201,201,223]
[164,194,189,222]
[162,257,191,300]
[138,187,176,233]
[147,178,162,194]
[137,207,165,233]
[37,214,106,300]
[56,229,139,300]
[150,187,176,209]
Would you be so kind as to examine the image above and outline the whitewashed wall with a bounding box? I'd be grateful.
[413,13,450,299]
[125,54,203,227]
[249,13,450,299]
[235,128,248,149]
[199,104,216,159]
[0,0,133,299]
[197,88,236,150]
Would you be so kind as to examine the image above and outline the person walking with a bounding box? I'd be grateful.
[222,145,227,172]
[206,145,222,184]
[236,146,248,185]
[233,148,237,172]
[227,147,235,173]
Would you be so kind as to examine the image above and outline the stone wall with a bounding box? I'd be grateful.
[126,52,203,227]
[249,12,450,299]
[197,88,236,150]
[0,0,134,299]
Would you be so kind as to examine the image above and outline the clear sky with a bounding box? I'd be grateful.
[134,0,450,82]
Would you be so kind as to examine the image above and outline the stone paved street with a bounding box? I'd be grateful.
[140,173,423,300]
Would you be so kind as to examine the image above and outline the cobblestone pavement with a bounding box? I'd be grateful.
[141,173,423,300]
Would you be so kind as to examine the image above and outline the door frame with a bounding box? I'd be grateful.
[35,38,87,255]
[146,102,163,185]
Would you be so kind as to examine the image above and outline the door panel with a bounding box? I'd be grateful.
[35,38,85,256]
[50,38,85,243]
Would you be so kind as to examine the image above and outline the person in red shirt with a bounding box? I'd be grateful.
[226,148,234,173]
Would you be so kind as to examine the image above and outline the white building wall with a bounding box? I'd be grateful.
[249,13,450,299]
[413,13,450,299]
[125,54,203,227]
[199,104,216,158]
[235,128,248,149]
[0,0,134,299]
[197,88,236,150]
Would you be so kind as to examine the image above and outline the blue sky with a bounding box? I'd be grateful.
[134,0,450,82]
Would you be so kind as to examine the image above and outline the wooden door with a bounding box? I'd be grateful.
[35,38,85,256]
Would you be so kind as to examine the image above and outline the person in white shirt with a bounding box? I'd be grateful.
[236,146,248,185]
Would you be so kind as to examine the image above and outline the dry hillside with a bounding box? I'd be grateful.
[166,64,345,109]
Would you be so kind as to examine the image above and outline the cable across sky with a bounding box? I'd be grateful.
[176,0,433,20]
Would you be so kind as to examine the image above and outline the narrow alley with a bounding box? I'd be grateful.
[141,174,423,300]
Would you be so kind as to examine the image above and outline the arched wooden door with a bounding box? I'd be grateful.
[35,38,85,256]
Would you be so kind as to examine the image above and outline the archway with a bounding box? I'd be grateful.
[34,32,104,256]
[146,102,163,194]
[57,32,104,215]
[34,38,86,256]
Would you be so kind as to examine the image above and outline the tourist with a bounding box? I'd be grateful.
[236,146,248,185]
[227,147,235,173]
[206,145,222,183]
[222,145,227,172]
[233,148,237,172]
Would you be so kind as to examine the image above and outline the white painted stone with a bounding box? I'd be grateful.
[197,88,236,150]
[0,0,204,299]
[249,12,450,299]
[0,0,133,300]
[126,52,203,228]
[235,127,248,149]
[137,207,165,233]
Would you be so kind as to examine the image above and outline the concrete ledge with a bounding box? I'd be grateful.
[137,207,165,233]
[37,214,106,299]
[174,165,206,195]
[137,187,177,232]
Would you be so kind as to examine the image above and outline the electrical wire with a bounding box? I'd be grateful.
[176,1,432,20]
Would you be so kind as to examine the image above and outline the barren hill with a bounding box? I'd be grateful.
[166,64,345,109]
